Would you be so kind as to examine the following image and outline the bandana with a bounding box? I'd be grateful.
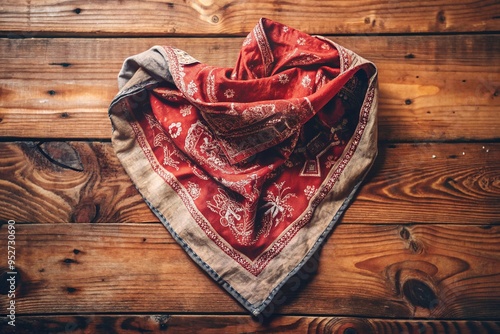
[109,18,378,315]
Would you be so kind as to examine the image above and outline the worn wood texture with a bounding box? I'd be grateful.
[0,222,498,317]
[1,0,499,36]
[1,35,499,141]
[1,315,500,334]
[0,1,499,331]
[0,142,498,225]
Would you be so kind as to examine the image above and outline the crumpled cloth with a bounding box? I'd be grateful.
[109,18,378,315]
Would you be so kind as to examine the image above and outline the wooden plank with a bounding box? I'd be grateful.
[0,222,498,317]
[0,35,498,141]
[0,142,152,224]
[0,0,499,36]
[1,142,499,225]
[1,315,499,334]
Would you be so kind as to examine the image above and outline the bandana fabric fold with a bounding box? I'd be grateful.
[109,18,378,315]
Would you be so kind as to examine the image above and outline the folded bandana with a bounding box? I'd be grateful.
[109,18,378,315]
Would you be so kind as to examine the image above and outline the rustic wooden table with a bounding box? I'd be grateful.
[1,1,499,333]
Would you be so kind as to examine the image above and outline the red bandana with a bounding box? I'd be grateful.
[109,18,378,315]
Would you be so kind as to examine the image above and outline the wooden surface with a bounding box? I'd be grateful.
[1,0,499,333]
[1,316,500,334]
[1,142,499,225]
[1,0,498,36]
[1,35,499,141]
[0,222,499,317]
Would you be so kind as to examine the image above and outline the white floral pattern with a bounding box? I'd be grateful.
[145,113,163,132]
[224,89,235,99]
[180,105,192,117]
[304,185,316,200]
[161,92,179,101]
[206,188,254,244]
[325,155,337,169]
[301,75,311,88]
[185,121,259,175]
[260,182,296,236]
[172,47,199,64]
[297,37,306,46]
[162,146,180,170]
[186,181,201,199]
[200,137,226,167]
[241,104,276,120]
[219,177,250,197]
[278,73,289,84]
[186,80,198,96]
[152,133,180,170]
[207,71,218,103]
[207,188,243,227]
[169,122,182,138]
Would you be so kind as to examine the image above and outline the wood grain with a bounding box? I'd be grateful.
[0,35,499,141]
[1,142,498,225]
[0,0,498,331]
[0,222,498,317]
[0,0,498,36]
[0,142,151,224]
[1,315,499,334]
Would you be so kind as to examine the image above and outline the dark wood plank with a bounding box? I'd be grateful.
[0,0,498,36]
[0,222,498,317]
[1,314,499,334]
[0,142,498,225]
[1,35,498,141]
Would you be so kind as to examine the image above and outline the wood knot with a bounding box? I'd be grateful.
[73,8,82,14]
[63,258,78,264]
[344,328,358,334]
[409,240,422,254]
[152,315,171,330]
[49,62,72,68]
[66,287,78,293]
[437,10,446,24]
[443,177,458,192]
[405,99,412,105]
[71,201,100,223]
[398,226,423,253]
[37,141,83,171]
[399,226,411,240]
[402,278,438,309]
[324,318,375,333]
